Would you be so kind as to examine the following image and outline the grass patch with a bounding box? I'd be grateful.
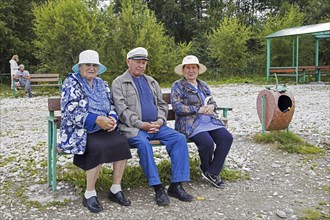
[253,131,325,155]
[0,156,16,167]
[301,208,330,220]
[322,185,330,193]
[0,83,60,98]
[60,157,248,193]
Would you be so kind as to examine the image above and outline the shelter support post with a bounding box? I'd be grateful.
[315,39,320,81]
[295,36,300,83]
[266,39,271,81]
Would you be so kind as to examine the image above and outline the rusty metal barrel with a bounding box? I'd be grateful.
[256,89,295,131]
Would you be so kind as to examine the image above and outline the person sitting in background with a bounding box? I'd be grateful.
[58,50,132,213]
[171,55,233,188]
[111,47,193,206]
[14,64,33,98]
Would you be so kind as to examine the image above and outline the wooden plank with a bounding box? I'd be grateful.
[167,110,175,121]
[162,93,171,104]
[271,74,298,77]
[269,68,296,73]
[30,78,59,82]
[298,66,316,71]
[31,74,59,78]
[317,65,330,70]
[31,84,61,87]
[48,98,61,111]
[149,140,161,145]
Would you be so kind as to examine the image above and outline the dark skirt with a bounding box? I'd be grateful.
[73,129,132,170]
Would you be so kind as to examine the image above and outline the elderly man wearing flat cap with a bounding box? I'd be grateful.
[112,47,193,206]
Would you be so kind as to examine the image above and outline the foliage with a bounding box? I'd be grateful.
[33,0,105,76]
[1,0,329,84]
[31,0,190,83]
[253,131,325,155]
[147,0,204,43]
[207,17,251,71]
[0,0,46,72]
[102,0,191,83]
[258,5,305,67]
[301,208,322,220]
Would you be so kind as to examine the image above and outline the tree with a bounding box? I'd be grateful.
[33,0,105,75]
[0,0,45,73]
[207,16,251,73]
[258,4,305,67]
[101,0,191,82]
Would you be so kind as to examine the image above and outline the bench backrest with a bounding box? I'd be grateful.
[48,92,175,129]
[30,74,60,83]
[269,65,330,73]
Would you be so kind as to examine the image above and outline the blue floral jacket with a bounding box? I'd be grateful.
[58,73,115,154]
[171,78,223,137]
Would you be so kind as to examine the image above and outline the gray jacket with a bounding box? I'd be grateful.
[111,70,168,138]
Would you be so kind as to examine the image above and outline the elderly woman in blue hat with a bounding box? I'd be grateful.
[171,55,233,189]
[59,50,132,213]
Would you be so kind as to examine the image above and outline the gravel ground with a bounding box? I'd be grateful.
[0,83,329,220]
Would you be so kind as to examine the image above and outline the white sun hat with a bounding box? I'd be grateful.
[174,55,207,75]
[72,50,107,74]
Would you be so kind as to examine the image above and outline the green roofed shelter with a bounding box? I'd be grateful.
[266,22,330,83]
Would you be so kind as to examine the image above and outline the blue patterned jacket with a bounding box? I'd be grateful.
[58,73,115,154]
[171,78,222,137]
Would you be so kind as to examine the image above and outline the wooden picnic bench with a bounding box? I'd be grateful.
[13,73,62,96]
[47,92,232,192]
[268,65,330,82]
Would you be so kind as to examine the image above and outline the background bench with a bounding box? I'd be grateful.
[13,73,62,96]
[47,92,232,192]
[268,65,330,82]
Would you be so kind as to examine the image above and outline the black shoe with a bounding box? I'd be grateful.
[107,191,131,206]
[155,187,170,206]
[167,183,193,202]
[82,196,103,213]
[201,170,225,189]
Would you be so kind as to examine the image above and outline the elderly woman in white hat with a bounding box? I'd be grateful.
[171,55,233,188]
[59,50,132,213]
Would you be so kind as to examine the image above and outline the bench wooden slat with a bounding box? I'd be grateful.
[31,84,61,87]
[269,68,296,73]
[30,79,58,84]
[48,98,61,111]
[31,74,60,78]
[149,140,161,145]
[269,66,330,73]
[31,78,60,83]
[299,66,316,71]
[317,65,330,70]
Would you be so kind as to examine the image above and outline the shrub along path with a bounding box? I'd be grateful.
[0,83,329,219]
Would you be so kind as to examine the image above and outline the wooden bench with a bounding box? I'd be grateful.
[268,66,330,82]
[13,74,62,96]
[47,92,232,192]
